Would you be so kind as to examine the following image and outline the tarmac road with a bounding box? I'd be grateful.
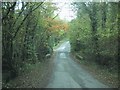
[46,41,109,88]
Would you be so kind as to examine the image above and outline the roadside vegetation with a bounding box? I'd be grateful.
[2,1,119,88]
[2,2,68,87]
[69,2,119,87]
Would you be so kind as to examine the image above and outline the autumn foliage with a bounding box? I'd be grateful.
[45,18,69,31]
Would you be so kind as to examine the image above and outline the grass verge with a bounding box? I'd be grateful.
[4,55,55,88]
[70,52,118,88]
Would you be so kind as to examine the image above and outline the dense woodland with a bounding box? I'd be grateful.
[69,2,118,72]
[2,2,68,85]
[2,1,119,87]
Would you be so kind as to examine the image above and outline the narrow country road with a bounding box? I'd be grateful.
[46,41,109,88]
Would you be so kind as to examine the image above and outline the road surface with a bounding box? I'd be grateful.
[46,41,108,88]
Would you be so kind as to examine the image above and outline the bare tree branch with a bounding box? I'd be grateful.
[11,3,29,29]
[2,2,16,20]
[12,2,44,39]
